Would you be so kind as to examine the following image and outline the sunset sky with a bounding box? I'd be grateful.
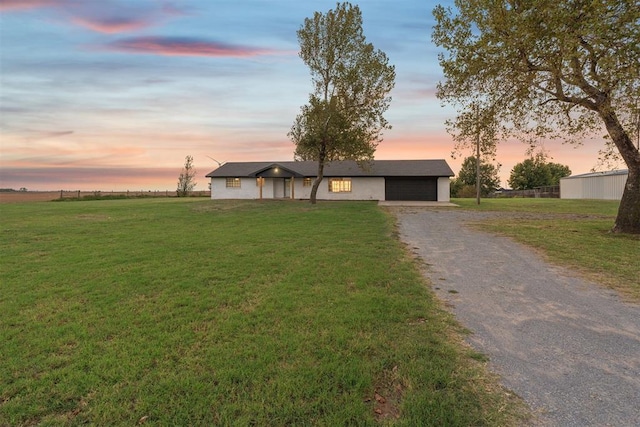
[0,0,612,191]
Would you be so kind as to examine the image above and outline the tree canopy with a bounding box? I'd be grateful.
[508,155,571,190]
[433,0,640,233]
[289,2,395,203]
[452,156,501,197]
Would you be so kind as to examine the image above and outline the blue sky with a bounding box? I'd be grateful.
[0,0,605,191]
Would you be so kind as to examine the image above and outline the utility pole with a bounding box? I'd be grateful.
[476,131,481,205]
[475,105,481,205]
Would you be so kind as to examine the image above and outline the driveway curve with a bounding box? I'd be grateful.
[392,208,640,427]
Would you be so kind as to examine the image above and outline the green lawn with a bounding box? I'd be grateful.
[453,198,640,300]
[0,199,525,426]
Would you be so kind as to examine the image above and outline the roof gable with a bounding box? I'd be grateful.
[251,164,304,178]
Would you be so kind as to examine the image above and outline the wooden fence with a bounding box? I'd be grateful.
[493,186,560,198]
[57,190,211,200]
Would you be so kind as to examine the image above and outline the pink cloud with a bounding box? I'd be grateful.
[70,16,155,34]
[0,0,63,11]
[105,37,285,58]
[1,0,187,34]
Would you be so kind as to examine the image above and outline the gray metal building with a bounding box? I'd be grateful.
[560,169,628,200]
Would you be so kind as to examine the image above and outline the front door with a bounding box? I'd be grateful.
[284,179,291,198]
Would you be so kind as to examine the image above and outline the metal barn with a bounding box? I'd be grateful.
[560,170,628,200]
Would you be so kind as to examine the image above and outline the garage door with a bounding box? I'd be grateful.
[385,178,437,201]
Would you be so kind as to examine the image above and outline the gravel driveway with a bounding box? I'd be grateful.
[392,208,640,426]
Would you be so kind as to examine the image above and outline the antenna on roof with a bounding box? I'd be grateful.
[206,156,227,167]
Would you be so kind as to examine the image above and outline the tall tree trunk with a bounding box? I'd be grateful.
[310,142,328,205]
[613,168,640,234]
[310,161,325,205]
[599,108,640,234]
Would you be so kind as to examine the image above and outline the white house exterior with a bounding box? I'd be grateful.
[206,160,454,202]
[560,169,628,200]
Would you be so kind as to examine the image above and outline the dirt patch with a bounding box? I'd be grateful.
[0,192,62,203]
[368,365,403,421]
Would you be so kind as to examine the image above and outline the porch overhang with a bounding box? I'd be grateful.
[251,164,305,178]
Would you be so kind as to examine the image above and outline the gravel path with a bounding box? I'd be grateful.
[393,208,640,427]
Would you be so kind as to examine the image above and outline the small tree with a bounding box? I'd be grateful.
[177,155,197,197]
[453,156,501,197]
[289,2,396,204]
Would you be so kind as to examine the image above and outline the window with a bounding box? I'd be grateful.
[226,177,241,188]
[303,177,313,187]
[328,178,351,193]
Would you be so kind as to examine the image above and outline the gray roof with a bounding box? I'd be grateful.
[561,169,629,180]
[205,160,454,178]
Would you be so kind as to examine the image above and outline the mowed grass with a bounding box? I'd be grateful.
[453,198,640,300]
[0,199,525,426]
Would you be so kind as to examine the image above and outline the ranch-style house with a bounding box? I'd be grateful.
[205,159,454,202]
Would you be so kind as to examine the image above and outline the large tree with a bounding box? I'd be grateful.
[547,162,573,186]
[289,2,395,204]
[433,0,640,233]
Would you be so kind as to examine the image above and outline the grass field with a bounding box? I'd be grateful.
[453,198,640,300]
[0,199,525,426]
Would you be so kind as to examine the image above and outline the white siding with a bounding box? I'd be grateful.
[317,177,385,200]
[299,177,384,200]
[293,178,312,200]
[560,178,583,199]
[560,172,627,200]
[437,177,451,202]
[213,177,385,200]
[211,178,258,199]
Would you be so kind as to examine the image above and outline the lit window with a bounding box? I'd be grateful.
[303,178,313,187]
[328,178,351,193]
[226,178,241,188]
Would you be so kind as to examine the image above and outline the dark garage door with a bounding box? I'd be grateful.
[385,178,438,201]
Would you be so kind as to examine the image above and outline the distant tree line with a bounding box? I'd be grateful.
[0,188,28,192]
[452,154,571,197]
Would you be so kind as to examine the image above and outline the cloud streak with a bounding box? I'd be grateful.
[0,0,62,11]
[104,37,288,58]
[26,130,75,141]
[70,16,156,34]
[0,0,185,34]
